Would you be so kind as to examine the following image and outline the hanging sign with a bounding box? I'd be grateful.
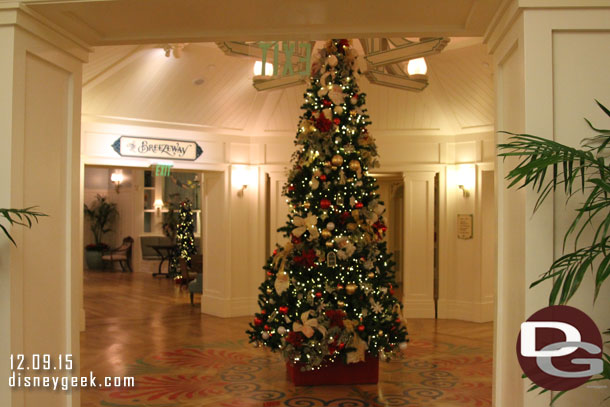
[111,136,203,161]
[457,214,473,239]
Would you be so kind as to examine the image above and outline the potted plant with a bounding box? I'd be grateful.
[84,194,118,269]
[498,100,610,403]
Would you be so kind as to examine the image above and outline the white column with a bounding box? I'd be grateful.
[0,4,89,407]
[401,171,436,318]
[486,2,610,406]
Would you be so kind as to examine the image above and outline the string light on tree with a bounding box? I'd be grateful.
[175,199,197,274]
[246,39,408,372]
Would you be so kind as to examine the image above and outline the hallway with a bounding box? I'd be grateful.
[81,271,493,406]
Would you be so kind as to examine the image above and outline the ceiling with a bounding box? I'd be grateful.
[82,40,494,137]
[24,0,502,45]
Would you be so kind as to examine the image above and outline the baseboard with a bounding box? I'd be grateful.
[438,299,494,322]
[403,298,436,318]
[201,294,257,317]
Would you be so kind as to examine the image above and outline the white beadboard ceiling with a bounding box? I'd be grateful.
[82,40,494,137]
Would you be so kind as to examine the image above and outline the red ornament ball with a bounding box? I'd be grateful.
[338,342,345,350]
[337,284,344,289]
[320,198,331,209]
[264,324,270,331]
[319,174,327,181]
[357,325,365,332]
[266,271,273,276]
[355,202,364,209]
[288,185,295,191]
[279,306,289,314]
[333,118,341,125]
[315,292,322,298]
[261,310,267,315]
[254,317,263,326]
[323,99,332,106]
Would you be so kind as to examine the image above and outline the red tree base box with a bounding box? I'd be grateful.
[286,354,379,386]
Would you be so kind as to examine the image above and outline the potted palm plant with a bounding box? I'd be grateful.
[498,100,609,403]
[84,194,118,269]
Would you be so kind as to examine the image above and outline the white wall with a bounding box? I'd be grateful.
[487,3,610,407]
[81,118,496,323]
[0,6,88,407]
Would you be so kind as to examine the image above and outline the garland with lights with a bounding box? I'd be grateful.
[247,39,408,370]
[174,199,197,281]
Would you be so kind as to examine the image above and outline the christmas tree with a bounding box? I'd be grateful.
[175,199,197,271]
[247,39,408,370]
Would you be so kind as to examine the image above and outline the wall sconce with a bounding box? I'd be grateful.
[110,172,124,193]
[232,165,256,197]
[153,199,164,214]
[455,165,475,198]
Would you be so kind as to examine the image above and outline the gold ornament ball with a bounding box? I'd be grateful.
[331,166,338,171]
[350,110,357,116]
[349,160,361,172]
[331,154,344,167]
[321,229,332,239]
[324,161,331,167]
[378,330,384,336]
[266,288,273,295]
[367,272,375,279]
[325,241,334,248]
[347,223,357,231]
[337,300,345,308]
[303,202,311,209]
[346,283,358,295]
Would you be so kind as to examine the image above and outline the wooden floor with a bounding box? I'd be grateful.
[81,271,493,407]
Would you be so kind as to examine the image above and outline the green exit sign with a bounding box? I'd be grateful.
[154,164,173,176]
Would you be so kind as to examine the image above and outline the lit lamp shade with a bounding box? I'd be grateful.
[253,61,274,78]
[110,172,124,183]
[407,57,427,80]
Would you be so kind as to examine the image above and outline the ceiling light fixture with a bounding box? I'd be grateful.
[362,38,449,67]
[253,61,274,77]
[406,57,427,79]
[161,43,187,58]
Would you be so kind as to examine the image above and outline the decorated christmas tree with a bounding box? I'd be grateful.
[175,199,197,271]
[247,39,408,371]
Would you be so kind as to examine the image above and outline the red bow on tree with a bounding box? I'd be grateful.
[372,221,387,239]
[316,113,333,133]
[286,331,304,348]
[337,39,350,53]
[325,309,345,328]
[294,249,316,267]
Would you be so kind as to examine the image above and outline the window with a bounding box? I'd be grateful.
[143,170,201,236]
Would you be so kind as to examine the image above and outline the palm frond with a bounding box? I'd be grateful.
[0,207,47,246]
[530,238,610,305]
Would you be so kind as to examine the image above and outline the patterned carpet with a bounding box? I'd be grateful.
[88,337,492,407]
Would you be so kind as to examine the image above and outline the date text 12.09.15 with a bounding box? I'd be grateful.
[10,354,72,371]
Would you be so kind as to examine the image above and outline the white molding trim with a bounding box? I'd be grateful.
[403,298,436,319]
[438,299,494,323]
[201,295,257,317]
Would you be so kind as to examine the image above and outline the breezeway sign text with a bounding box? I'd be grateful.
[112,136,203,161]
